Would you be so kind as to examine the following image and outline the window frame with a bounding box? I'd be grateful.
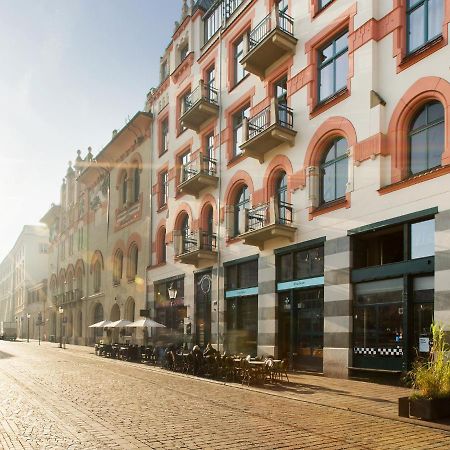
[408,101,445,176]
[159,170,169,209]
[232,104,250,158]
[406,0,444,54]
[319,137,349,205]
[317,30,349,104]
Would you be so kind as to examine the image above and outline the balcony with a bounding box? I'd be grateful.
[174,230,218,267]
[240,99,297,162]
[240,199,296,250]
[240,8,297,79]
[178,153,218,197]
[180,80,219,132]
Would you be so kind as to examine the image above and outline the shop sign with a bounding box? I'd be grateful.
[277,276,324,291]
[225,287,258,298]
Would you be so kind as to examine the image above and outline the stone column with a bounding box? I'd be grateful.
[323,236,352,378]
[257,254,277,357]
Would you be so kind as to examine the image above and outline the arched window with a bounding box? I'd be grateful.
[158,227,166,264]
[121,172,128,206]
[113,250,123,285]
[127,244,138,281]
[133,168,140,203]
[125,297,135,322]
[409,101,444,175]
[181,215,190,253]
[234,185,250,236]
[275,171,288,224]
[320,138,348,204]
[93,261,101,293]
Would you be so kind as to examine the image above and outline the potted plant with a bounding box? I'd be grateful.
[401,323,450,421]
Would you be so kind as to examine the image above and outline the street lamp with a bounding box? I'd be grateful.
[59,306,64,348]
[168,283,177,336]
[26,313,30,343]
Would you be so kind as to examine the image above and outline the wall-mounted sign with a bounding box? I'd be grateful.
[225,287,258,298]
[419,337,430,353]
[277,276,324,292]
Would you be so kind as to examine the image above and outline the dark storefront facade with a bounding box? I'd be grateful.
[276,239,325,372]
[350,210,436,371]
[154,276,187,344]
[224,257,258,356]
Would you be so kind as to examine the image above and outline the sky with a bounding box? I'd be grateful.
[0,0,182,261]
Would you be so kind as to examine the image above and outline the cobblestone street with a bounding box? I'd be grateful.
[0,340,449,449]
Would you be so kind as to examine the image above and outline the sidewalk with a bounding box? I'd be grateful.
[29,339,450,432]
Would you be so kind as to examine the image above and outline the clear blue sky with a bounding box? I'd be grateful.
[0,0,182,261]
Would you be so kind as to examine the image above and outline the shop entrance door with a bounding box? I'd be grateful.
[409,275,434,364]
[293,288,324,372]
[195,271,212,348]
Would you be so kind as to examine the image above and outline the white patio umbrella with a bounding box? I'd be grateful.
[104,320,132,328]
[88,320,112,328]
[126,318,166,329]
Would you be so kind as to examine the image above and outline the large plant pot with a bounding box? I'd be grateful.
[409,397,450,421]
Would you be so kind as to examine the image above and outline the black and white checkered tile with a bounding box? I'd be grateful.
[353,347,403,356]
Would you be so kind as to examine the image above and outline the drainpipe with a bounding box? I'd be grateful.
[215,0,226,352]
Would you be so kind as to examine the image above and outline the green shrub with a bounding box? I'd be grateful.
[409,323,450,400]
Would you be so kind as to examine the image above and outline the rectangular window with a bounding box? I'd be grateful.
[179,91,191,133]
[318,0,333,10]
[180,151,191,183]
[205,4,222,42]
[180,44,189,62]
[161,118,169,155]
[232,105,250,157]
[206,66,216,102]
[225,259,258,291]
[353,225,404,269]
[407,0,444,53]
[318,31,348,103]
[234,35,247,85]
[159,171,169,207]
[161,60,169,81]
[411,219,435,259]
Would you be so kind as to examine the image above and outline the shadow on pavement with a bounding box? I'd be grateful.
[0,350,14,359]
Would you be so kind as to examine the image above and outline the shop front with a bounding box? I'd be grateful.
[276,239,325,372]
[154,276,187,345]
[224,257,258,356]
[350,212,436,372]
[194,270,212,348]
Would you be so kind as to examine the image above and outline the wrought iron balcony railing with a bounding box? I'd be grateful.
[181,154,217,183]
[249,10,294,51]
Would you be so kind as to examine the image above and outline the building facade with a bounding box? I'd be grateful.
[0,225,49,338]
[41,112,152,346]
[144,0,450,378]
[40,0,450,378]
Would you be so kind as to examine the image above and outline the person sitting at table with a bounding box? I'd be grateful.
[203,343,216,357]
[192,345,203,375]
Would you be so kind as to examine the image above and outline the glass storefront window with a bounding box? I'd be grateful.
[226,296,258,356]
[411,219,435,259]
[353,278,404,352]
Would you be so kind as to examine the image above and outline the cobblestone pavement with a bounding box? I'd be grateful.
[0,341,449,449]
